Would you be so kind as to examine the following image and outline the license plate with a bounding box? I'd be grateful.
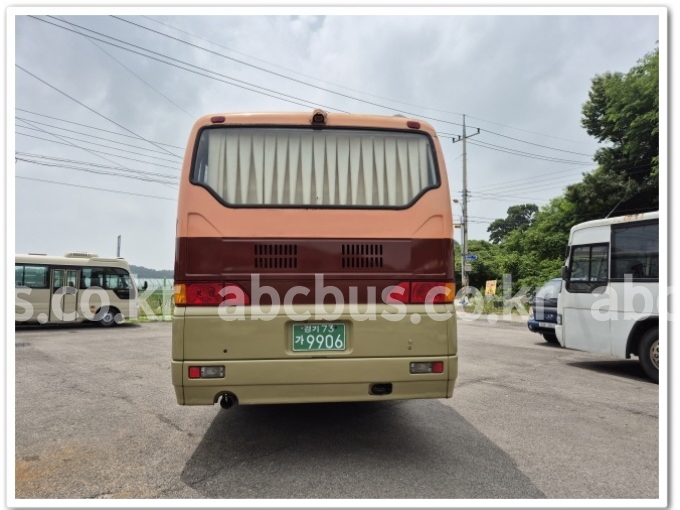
[539,322,555,328]
[292,323,346,351]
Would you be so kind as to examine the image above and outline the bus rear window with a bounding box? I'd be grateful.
[192,127,438,208]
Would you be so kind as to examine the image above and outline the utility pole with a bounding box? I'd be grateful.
[452,115,480,296]
[117,235,121,257]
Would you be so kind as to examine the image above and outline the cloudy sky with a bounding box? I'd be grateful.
[14,13,659,270]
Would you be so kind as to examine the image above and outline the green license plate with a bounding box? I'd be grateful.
[292,323,346,352]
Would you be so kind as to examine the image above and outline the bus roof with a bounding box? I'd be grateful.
[570,211,659,234]
[16,253,131,270]
[192,111,438,136]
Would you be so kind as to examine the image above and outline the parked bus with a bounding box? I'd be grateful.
[556,211,660,382]
[172,110,458,407]
[15,252,139,326]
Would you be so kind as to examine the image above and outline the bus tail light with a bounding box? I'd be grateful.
[174,284,187,305]
[386,282,410,303]
[175,282,250,306]
[386,282,454,304]
[188,366,225,379]
[410,361,444,374]
[186,283,224,305]
[410,282,455,304]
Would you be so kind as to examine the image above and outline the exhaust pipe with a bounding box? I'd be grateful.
[219,393,237,410]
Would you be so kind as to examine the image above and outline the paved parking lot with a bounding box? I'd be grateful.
[14,319,658,499]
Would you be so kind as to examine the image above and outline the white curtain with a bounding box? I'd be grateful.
[200,129,436,206]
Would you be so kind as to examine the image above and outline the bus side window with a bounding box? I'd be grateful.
[23,265,49,289]
[104,268,132,290]
[15,265,25,287]
[567,244,609,293]
[81,268,105,289]
[611,221,659,281]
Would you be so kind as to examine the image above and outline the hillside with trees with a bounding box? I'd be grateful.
[129,265,173,279]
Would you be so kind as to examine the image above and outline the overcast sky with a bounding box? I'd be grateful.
[14,13,659,270]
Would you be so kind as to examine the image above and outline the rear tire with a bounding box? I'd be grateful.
[542,333,559,344]
[639,327,659,383]
[98,307,119,327]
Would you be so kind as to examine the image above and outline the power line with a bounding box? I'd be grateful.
[16,123,183,159]
[466,137,593,164]
[107,15,472,128]
[141,15,467,118]
[16,109,185,149]
[467,139,593,165]
[31,15,595,167]
[141,15,603,154]
[17,158,178,185]
[468,164,656,204]
[16,175,176,202]
[17,117,142,174]
[442,135,593,165]
[16,62,181,158]
[30,16,337,113]
[465,114,599,147]
[15,152,177,178]
[473,165,587,192]
[109,15,599,159]
[474,160,655,196]
[471,169,588,195]
[29,15,600,164]
[16,132,181,170]
[74,22,197,120]
[470,178,584,199]
[475,129,594,157]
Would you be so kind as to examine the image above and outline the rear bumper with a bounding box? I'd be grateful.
[172,355,458,405]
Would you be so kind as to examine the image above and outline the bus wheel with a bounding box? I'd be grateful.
[98,308,119,327]
[639,327,659,383]
[542,333,559,344]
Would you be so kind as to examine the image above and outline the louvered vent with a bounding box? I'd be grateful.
[254,244,298,269]
[342,244,384,269]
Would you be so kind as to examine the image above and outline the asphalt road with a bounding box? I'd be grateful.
[14,319,659,499]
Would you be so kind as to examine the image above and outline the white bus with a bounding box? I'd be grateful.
[15,252,139,326]
[556,211,660,382]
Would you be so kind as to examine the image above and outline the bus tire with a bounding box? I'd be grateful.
[98,307,119,327]
[638,327,659,383]
[542,333,559,344]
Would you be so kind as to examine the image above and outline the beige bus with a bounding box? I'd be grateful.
[15,252,139,326]
[173,109,458,408]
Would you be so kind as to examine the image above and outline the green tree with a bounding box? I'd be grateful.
[487,203,539,244]
[576,46,659,218]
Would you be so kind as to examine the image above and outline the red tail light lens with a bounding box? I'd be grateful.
[222,283,250,305]
[186,283,223,305]
[179,282,250,306]
[384,282,454,304]
[411,282,454,304]
[188,366,201,379]
[386,282,410,303]
[432,361,444,373]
